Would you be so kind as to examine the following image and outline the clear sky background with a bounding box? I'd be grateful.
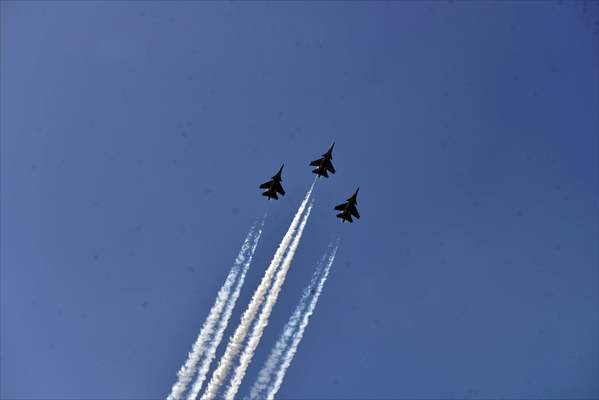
[1,1,598,399]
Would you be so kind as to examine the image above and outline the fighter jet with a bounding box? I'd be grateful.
[259,164,286,200]
[309,143,336,178]
[334,187,361,223]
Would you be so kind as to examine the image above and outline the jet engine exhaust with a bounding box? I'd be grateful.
[224,200,315,400]
[247,243,337,400]
[200,181,315,400]
[167,216,264,400]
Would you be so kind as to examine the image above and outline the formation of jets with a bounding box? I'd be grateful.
[258,143,361,223]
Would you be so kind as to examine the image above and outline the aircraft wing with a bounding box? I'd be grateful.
[310,159,322,166]
[334,203,346,211]
[274,181,285,195]
[349,204,360,219]
[326,161,336,174]
[259,181,272,189]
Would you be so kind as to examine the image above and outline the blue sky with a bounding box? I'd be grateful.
[1,1,598,399]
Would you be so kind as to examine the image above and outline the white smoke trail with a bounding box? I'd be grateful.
[266,244,339,400]
[200,182,315,400]
[247,247,332,400]
[167,218,264,400]
[186,219,265,399]
[224,201,315,400]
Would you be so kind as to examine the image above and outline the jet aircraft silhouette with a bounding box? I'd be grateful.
[259,165,285,200]
[334,187,361,223]
[309,143,336,178]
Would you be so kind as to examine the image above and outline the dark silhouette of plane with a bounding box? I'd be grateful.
[309,143,336,178]
[259,165,286,200]
[334,187,361,223]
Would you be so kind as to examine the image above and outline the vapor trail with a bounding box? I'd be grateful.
[267,244,338,400]
[224,201,314,400]
[247,246,333,400]
[200,182,315,400]
[167,217,264,400]
[186,219,265,400]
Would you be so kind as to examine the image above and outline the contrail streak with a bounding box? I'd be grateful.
[267,244,338,400]
[224,201,314,400]
[186,219,265,400]
[167,217,264,400]
[247,246,334,400]
[200,182,315,400]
